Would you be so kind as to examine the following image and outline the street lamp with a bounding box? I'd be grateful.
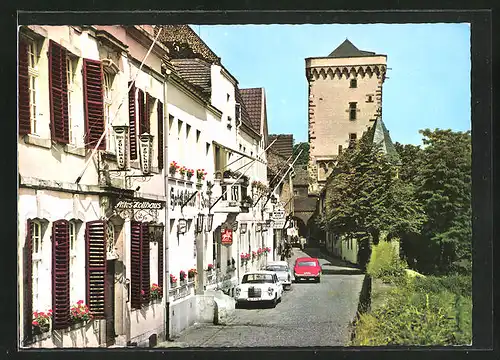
[205,213,214,232]
[195,213,205,234]
[148,222,164,242]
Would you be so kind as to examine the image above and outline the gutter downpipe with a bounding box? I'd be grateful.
[162,66,172,341]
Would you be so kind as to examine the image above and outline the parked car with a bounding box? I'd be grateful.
[293,257,322,283]
[265,261,294,290]
[235,271,283,307]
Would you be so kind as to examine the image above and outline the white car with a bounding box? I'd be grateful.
[235,271,283,307]
[265,261,293,290]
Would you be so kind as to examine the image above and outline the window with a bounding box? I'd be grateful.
[350,78,357,88]
[227,93,230,102]
[31,220,43,311]
[221,185,227,201]
[103,72,115,151]
[206,142,210,156]
[196,130,201,143]
[130,221,151,309]
[67,57,77,144]
[349,102,357,121]
[19,39,40,136]
[349,133,357,148]
[128,81,138,160]
[28,41,39,135]
[69,220,80,304]
[235,103,241,121]
[137,89,148,135]
[83,59,105,150]
[186,124,191,139]
[177,120,183,137]
[366,94,374,103]
[168,114,174,135]
[338,145,343,155]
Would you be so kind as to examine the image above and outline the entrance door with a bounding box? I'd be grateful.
[105,260,116,346]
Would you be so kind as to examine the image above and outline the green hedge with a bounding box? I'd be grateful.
[352,275,472,346]
[367,241,407,284]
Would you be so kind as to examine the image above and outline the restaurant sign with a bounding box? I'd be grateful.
[221,228,233,246]
[115,200,164,209]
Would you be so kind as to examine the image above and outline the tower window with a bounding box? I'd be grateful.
[366,95,374,103]
[349,102,357,121]
[349,133,357,147]
[350,79,357,88]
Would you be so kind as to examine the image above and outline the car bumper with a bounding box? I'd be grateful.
[294,274,320,281]
[235,293,276,303]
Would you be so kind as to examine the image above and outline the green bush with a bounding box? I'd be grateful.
[411,274,472,297]
[367,241,407,284]
[352,287,472,346]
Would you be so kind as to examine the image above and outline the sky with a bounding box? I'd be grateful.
[192,24,471,146]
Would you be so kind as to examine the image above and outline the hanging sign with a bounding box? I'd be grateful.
[221,228,233,246]
[115,200,163,209]
[113,125,129,170]
[139,133,154,175]
[177,219,187,235]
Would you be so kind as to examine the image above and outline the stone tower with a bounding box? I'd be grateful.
[305,39,387,195]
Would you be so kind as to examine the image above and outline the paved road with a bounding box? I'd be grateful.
[158,248,364,347]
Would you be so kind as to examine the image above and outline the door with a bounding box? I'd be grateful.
[105,260,116,346]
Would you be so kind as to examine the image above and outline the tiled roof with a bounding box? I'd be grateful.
[170,58,212,100]
[269,134,293,159]
[240,88,263,133]
[235,86,259,137]
[365,118,402,165]
[156,25,221,64]
[328,39,378,58]
[292,165,309,186]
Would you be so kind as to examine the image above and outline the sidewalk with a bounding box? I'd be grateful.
[301,247,363,275]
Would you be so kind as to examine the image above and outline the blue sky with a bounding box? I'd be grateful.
[193,24,470,145]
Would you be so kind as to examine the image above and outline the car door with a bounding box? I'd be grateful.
[274,274,282,297]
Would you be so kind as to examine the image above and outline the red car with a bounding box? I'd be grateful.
[293,257,322,283]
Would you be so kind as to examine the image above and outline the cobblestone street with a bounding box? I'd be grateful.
[158,249,364,347]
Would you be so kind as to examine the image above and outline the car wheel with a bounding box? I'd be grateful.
[272,294,278,308]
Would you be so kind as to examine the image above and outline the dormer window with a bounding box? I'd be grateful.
[350,78,357,88]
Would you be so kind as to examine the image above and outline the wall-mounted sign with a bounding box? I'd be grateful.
[115,200,164,209]
[271,207,285,220]
[177,219,187,234]
[139,133,154,175]
[113,125,129,170]
[170,187,209,211]
[221,228,233,246]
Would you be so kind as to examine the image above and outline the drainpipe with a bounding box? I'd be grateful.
[162,66,172,341]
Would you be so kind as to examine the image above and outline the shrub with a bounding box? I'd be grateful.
[353,288,471,346]
[367,241,407,284]
[411,274,472,297]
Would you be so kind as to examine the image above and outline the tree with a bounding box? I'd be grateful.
[415,129,472,274]
[319,133,425,270]
[293,142,309,165]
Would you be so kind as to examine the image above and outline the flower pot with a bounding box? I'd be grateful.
[33,324,50,335]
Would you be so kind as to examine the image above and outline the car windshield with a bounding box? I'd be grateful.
[297,261,317,267]
[242,274,274,284]
[266,265,288,272]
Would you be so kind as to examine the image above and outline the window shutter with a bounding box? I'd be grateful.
[52,219,70,329]
[145,93,153,134]
[128,81,138,160]
[157,225,164,298]
[48,40,69,144]
[83,59,105,150]
[141,222,151,303]
[157,101,164,171]
[23,219,33,343]
[18,39,31,135]
[85,220,107,318]
[138,89,146,135]
[130,220,142,309]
